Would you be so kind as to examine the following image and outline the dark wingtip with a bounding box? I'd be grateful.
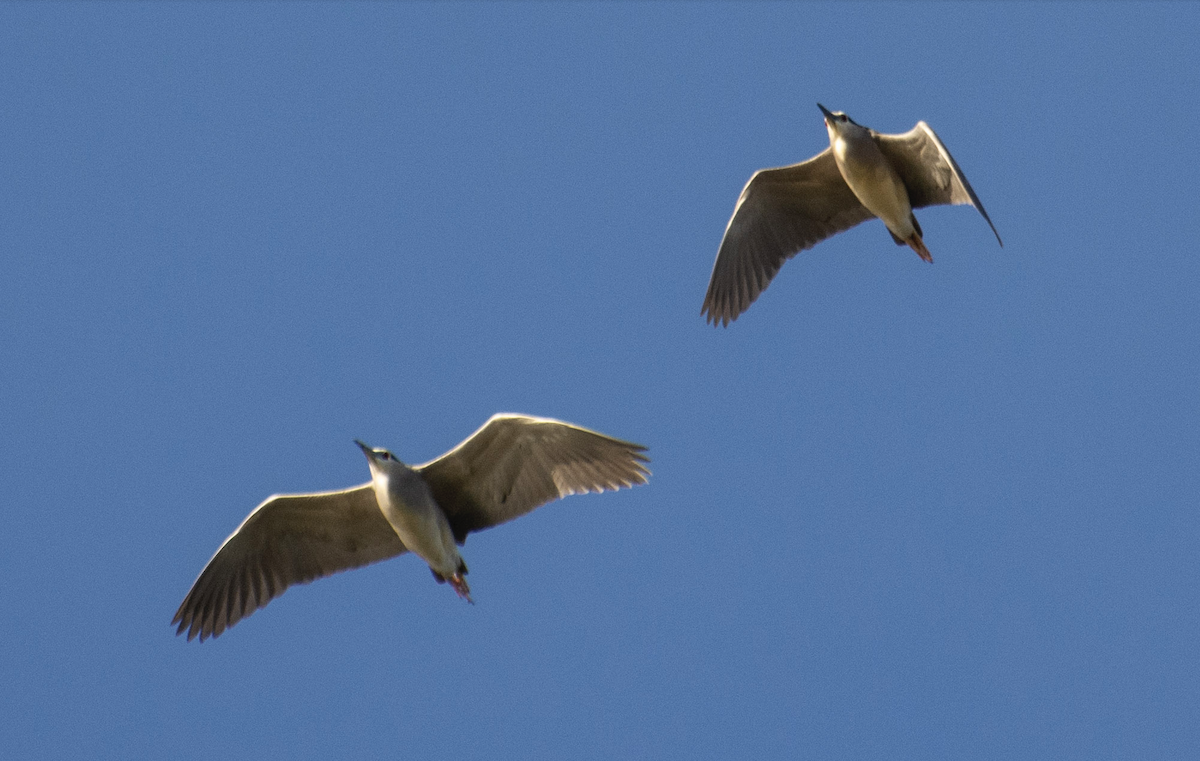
[701,302,734,328]
[975,206,1003,248]
[172,616,199,641]
[172,598,218,642]
[171,602,193,639]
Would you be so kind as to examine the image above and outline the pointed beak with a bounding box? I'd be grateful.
[354,440,376,460]
[817,103,835,123]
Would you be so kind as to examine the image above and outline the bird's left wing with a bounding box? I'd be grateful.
[172,484,406,641]
[874,122,1002,246]
[702,150,875,326]
[416,414,650,543]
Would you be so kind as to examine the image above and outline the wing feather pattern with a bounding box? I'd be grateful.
[172,484,406,641]
[702,149,875,326]
[874,122,1002,246]
[417,414,650,543]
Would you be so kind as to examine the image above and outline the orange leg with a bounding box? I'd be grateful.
[449,573,474,604]
[906,232,933,263]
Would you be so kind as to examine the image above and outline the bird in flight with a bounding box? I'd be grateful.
[173,413,650,641]
[702,103,1002,326]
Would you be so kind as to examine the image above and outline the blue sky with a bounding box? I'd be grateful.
[2,3,1198,759]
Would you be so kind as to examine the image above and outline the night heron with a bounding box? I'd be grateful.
[172,414,650,641]
[702,103,1002,326]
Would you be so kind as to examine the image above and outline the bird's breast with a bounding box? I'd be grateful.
[833,137,913,236]
[374,475,462,575]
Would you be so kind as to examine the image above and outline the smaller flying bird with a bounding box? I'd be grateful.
[702,103,1002,326]
[173,414,650,641]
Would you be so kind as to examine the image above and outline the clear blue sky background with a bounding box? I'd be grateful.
[2,3,1197,759]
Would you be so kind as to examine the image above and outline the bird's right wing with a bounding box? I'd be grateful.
[702,149,874,326]
[417,414,650,544]
[874,122,1002,246]
[172,484,406,641]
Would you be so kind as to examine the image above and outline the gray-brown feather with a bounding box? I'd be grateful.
[172,484,406,641]
[417,414,650,543]
[702,149,875,326]
[874,122,1002,246]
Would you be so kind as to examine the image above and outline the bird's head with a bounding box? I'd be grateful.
[818,103,864,140]
[355,440,406,474]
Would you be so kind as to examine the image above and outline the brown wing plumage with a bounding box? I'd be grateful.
[172,484,406,641]
[702,149,875,326]
[416,414,650,543]
[874,122,1002,246]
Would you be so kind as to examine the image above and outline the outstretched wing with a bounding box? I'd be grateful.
[417,414,650,543]
[702,149,874,326]
[173,484,406,641]
[874,122,1002,246]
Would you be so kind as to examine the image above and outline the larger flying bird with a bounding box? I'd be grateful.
[702,104,1002,326]
[173,414,650,641]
